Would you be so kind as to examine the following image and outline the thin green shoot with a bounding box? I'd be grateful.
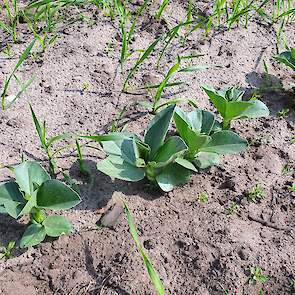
[75,140,91,177]
[155,0,169,20]
[247,184,265,203]
[277,108,289,118]
[124,202,165,295]
[226,201,239,215]
[123,38,160,91]
[0,241,16,260]
[198,192,209,203]
[30,105,72,177]
[248,266,268,285]
[1,39,36,110]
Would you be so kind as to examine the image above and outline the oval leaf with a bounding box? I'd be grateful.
[43,215,73,237]
[97,155,145,182]
[37,180,81,210]
[153,136,187,164]
[0,181,23,204]
[200,131,248,154]
[20,224,46,248]
[175,158,198,172]
[144,104,175,159]
[239,100,269,119]
[194,152,220,169]
[13,161,50,197]
[156,163,192,192]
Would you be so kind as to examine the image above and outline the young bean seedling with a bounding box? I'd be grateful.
[84,105,194,192]
[226,201,239,215]
[248,266,268,285]
[277,108,289,118]
[202,85,269,129]
[174,106,248,169]
[198,192,209,203]
[84,103,250,191]
[0,161,81,248]
[247,184,265,203]
[0,241,15,260]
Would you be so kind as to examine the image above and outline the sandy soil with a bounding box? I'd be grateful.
[0,1,294,294]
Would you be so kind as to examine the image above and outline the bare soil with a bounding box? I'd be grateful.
[0,1,295,294]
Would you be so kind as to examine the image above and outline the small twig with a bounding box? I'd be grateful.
[248,214,290,231]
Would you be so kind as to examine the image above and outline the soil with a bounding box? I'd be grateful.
[0,1,295,294]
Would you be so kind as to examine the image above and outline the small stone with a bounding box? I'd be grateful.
[237,248,249,260]
[143,239,155,250]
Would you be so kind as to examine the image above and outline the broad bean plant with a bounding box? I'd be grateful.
[0,161,81,248]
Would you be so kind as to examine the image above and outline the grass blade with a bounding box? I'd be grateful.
[30,104,47,149]
[124,202,165,295]
[123,38,160,91]
[156,0,169,20]
[1,39,36,109]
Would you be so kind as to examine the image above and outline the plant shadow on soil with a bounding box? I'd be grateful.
[69,159,164,212]
[245,71,295,124]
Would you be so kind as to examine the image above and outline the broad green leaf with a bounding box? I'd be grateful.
[200,110,216,134]
[156,163,191,192]
[202,85,227,117]
[275,50,295,71]
[120,138,141,165]
[175,158,198,172]
[0,182,23,204]
[239,100,269,118]
[37,180,81,210]
[124,203,165,295]
[174,109,210,156]
[153,136,187,164]
[144,104,175,159]
[3,201,24,219]
[224,100,254,121]
[20,224,46,248]
[13,161,50,197]
[102,137,142,166]
[223,87,244,101]
[194,152,219,169]
[200,131,248,154]
[174,107,201,132]
[102,140,124,156]
[0,182,26,218]
[43,215,72,237]
[97,155,145,182]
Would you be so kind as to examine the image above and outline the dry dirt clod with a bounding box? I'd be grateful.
[98,201,124,229]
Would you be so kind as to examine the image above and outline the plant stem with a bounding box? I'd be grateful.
[222,119,231,129]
